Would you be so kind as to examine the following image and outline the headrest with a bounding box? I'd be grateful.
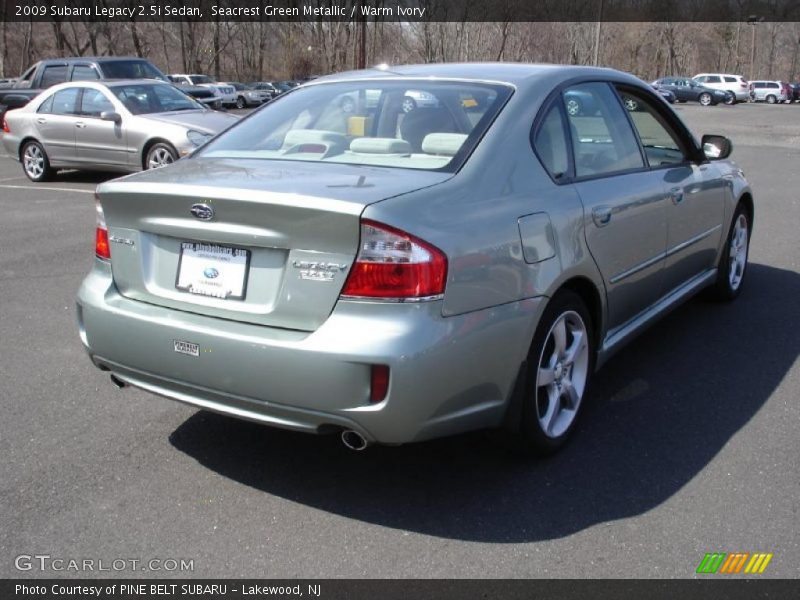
[421,133,468,156]
[349,137,412,154]
[282,129,346,149]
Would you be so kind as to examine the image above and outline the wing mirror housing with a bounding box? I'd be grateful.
[701,134,732,160]
[100,111,121,124]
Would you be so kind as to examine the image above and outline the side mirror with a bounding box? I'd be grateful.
[701,134,732,160]
[100,111,121,124]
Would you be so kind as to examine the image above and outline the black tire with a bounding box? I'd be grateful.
[144,142,178,170]
[766,95,776,104]
[699,92,713,106]
[724,94,735,105]
[236,96,246,109]
[510,290,595,455]
[20,140,53,182]
[708,204,750,301]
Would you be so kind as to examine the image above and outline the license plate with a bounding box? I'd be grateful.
[176,242,250,300]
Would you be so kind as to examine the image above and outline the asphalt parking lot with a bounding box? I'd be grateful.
[0,102,798,579]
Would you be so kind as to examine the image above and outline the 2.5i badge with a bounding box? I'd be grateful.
[173,340,199,357]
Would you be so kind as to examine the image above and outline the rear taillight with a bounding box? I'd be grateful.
[341,219,447,300]
[1,116,9,134]
[95,194,110,260]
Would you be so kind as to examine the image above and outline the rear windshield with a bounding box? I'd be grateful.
[100,60,167,81]
[198,80,512,172]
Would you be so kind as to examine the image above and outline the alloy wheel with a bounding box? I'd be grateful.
[147,147,175,169]
[700,93,712,106]
[535,310,590,438]
[728,213,749,291]
[23,144,44,179]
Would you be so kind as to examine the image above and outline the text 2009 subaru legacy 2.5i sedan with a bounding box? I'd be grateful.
[77,63,753,453]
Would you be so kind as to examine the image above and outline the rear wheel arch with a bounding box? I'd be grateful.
[738,192,754,234]
[18,136,41,161]
[557,277,604,352]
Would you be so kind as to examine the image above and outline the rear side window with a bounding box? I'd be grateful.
[533,102,569,180]
[706,76,722,83]
[72,65,100,81]
[37,95,54,114]
[616,88,688,168]
[724,76,737,82]
[41,65,68,88]
[768,82,779,89]
[50,88,80,115]
[563,82,644,178]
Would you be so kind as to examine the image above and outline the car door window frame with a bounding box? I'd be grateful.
[612,84,703,170]
[78,87,116,118]
[49,87,81,116]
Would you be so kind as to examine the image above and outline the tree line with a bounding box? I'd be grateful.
[1,16,799,83]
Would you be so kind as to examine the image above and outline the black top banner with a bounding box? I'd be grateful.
[4,0,800,22]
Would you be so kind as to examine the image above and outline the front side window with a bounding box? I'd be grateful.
[80,88,115,117]
[616,88,688,168]
[198,80,512,172]
[49,88,80,115]
[533,102,569,180]
[563,82,644,178]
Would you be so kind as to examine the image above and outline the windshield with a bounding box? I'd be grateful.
[100,60,167,81]
[111,83,204,114]
[230,82,249,90]
[190,75,215,85]
[197,80,511,172]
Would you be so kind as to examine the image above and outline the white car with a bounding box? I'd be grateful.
[169,74,236,107]
[693,73,749,103]
[748,80,788,104]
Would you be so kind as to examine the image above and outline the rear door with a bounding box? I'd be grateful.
[34,87,80,162]
[563,82,668,332]
[617,86,725,295]
[74,87,128,166]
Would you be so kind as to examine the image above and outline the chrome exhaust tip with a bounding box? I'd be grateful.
[341,430,369,451]
[109,374,127,389]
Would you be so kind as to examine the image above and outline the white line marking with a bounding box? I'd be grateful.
[0,184,94,194]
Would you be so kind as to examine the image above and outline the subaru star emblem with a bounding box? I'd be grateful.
[203,267,219,279]
[190,203,214,220]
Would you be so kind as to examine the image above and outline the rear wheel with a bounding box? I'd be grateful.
[21,140,53,182]
[236,96,246,109]
[511,290,595,455]
[145,142,177,170]
[766,94,777,104]
[699,92,713,106]
[708,204,750,301]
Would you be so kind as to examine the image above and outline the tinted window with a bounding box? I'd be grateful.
[768,82,779,88]
[80,88,115,116]
[41,65,68,88]
[563,82,645,178]
[72,65,100,81]
[37,95,54,114]
[99,60,166,81]
[50,88,79,115]
[724,76,737,82]
[533,102,569,180]
[617,88,687,167]
[706,76,722,83]
[111,83,203,114]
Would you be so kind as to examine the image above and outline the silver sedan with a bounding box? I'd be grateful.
[2,79,240,182]
[77,64,753,454]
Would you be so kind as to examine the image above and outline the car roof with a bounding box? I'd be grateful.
[309,62,640,88]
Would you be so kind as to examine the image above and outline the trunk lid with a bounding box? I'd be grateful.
[97,157,451,331]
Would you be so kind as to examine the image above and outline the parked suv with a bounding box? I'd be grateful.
[693,73,749,103]
[749,80,788,103]
[169,74,236,107]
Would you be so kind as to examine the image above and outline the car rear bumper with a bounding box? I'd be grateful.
[77,261,543,444]
[1,133,20,158]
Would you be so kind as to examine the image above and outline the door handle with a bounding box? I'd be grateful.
[36,118,47,124]
[592,206,613,227]
[669,187,684,205]
[75,122,87,129]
